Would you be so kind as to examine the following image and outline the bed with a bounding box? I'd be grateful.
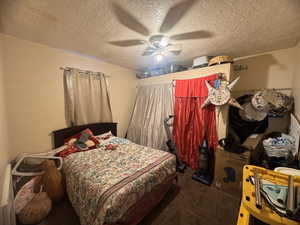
[52,123,176,225]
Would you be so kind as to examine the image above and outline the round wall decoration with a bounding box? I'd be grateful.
[201,76,243,110]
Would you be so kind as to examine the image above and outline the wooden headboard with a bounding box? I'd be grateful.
[52,122,117,148]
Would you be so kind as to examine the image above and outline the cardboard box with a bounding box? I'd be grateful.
[213,148,250,199]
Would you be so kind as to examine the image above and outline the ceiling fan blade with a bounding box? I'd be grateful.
[159,0,197,33]
[142,47,157,56]
[111,2,150,36]
[109,39,146,47]
[170,30,213,40]
[170,50,182,55]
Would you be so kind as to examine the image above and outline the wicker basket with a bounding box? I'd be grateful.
[208,55,233,66]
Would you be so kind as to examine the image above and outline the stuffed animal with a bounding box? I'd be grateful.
[18,192,52,224]
[15,176,52,225]
[41,160,65,203]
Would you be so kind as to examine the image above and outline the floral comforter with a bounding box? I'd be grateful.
[63,138,176,225]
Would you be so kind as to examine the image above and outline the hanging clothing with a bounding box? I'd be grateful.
[173,74,218,170]
[63,68,113,127]
[229,94,268,144]
[127,83,173,150]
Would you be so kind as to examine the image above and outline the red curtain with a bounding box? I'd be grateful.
[173,74,218,170]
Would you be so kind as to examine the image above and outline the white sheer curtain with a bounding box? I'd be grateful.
[127,83,173,150]
[63,68,113,127]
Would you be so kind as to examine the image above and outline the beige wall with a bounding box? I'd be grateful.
[233,47,295,92]
[1,34,137,159]
[292,41,300,119]
[0,35,9,195]
[138,64,232,139]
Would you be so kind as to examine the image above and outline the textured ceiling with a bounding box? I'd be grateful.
[1,0,300,71]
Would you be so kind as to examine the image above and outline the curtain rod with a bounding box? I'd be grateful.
[170,73,224,86]
[137,73,226,88]
[232,88,292,93]
[170,72,225,82]
[59,67,110,77]
[137,81,173,88]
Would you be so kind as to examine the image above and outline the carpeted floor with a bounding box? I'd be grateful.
[36,168,241,225]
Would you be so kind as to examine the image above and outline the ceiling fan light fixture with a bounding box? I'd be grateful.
[149,34,170,48]
[160,36,169,47]
[155,53,164,63]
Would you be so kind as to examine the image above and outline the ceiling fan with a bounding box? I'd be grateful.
[109,0,213,62]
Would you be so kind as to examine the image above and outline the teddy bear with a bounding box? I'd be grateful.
[40,160,65,203]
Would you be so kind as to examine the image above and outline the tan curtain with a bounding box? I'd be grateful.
[63,68,113,127]
[127,83,174,150]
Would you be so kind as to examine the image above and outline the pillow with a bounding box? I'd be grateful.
[57,144,79,158]
[64,129,99,151]
[18,192,52,224]
[52,145,68,155]
[64,128,94,143]
[96,131,113,140]
[105,137,130,145]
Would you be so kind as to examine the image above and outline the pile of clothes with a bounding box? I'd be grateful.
[250,132,298,169]
[263,134,296,159]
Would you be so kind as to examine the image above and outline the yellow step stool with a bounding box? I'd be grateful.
[237,165,300,225]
